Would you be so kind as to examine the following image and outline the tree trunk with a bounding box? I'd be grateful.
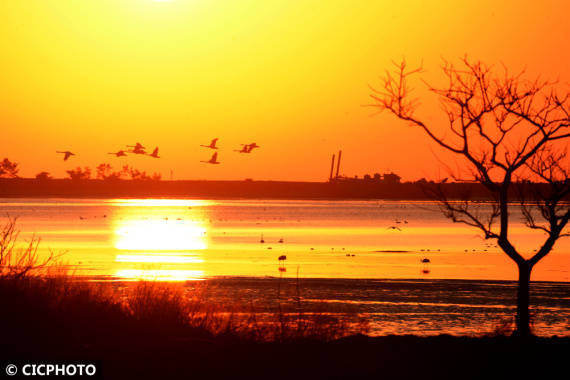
[515,261,532,337]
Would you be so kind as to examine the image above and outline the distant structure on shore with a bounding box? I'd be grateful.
[328,150,401,184]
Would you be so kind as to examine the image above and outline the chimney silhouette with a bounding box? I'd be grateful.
[329,154,336,180]
[335,150,342,179]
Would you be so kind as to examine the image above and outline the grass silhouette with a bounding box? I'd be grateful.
[1,218,567,380]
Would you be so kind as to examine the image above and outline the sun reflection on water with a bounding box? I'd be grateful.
[115,269,205,282]
[115,254,204,264]
[111,199,210,280]
[115,219,207,250]
[108,199,213,207]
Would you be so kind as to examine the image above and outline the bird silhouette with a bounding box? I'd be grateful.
[234,144,251,153]
[200,138,219,149]
[126,143,146,155]
[278,255,287,271]
[200,152,220,164]
[247,142,260,152]
[148,147,160,158]
[386,226,401,231]
[421,258,430,263]
[108,150,127,157]
[56,151,75,161]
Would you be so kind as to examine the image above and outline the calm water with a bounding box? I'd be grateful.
[2,198,569,336]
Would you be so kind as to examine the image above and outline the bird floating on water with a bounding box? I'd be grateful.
[56,151,75,161]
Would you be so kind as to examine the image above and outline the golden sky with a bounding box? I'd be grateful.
[1,0,568,181]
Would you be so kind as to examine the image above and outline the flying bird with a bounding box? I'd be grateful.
[200,152,220,164]
[108,150,127,157]
[234,144,251,153]
[247,143,260,152]
[386,226,401,231]
[200,138,219,149]
[148,147,160,158]
[56,151,75,161]
[127,143,146,155]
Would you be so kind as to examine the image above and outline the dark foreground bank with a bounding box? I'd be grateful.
[2,276,568,380]
[4,334,568,380]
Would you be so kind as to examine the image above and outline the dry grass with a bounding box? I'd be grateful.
[0,218,368,346]
[0,217,59,279]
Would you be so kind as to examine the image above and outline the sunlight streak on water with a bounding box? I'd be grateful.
[107,199,213,207]
[110,199,209,279]
[115,254,204,264]
[114,219,207,250]
[114,269,205,281]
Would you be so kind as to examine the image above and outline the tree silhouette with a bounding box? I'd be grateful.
[93,164,161,181]
[35,172,52,180]
[0,158,19,178]
[66,167,91,180]
[96,163,126,180]
[370,58,570,337]
[122,165,161,181]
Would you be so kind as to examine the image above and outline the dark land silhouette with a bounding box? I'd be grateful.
[0,177,567,200]
[2,275,568,380]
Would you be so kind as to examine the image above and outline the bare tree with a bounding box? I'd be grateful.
[370,57,570,337]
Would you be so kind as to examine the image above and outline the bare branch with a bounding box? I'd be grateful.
[370,57,570,269]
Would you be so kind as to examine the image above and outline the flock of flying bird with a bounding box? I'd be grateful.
[199,138,260,164]
[55,138,260,164]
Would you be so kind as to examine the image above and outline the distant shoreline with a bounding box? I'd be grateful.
[81,275,570,285]
[0,178,555,200]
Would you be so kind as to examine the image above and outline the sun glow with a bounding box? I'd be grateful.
[108,199,213,208]
[115,219,207,250]
[115,269,204,281]
[116,254,203,263]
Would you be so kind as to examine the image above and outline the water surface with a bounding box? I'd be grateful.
[3,198,568,282]
[2,198,569,337]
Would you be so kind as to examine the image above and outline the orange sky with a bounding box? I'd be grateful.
[1,0,569,181]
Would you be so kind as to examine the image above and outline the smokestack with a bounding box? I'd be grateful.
[329,154,336,180]
[335,150,342,179]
